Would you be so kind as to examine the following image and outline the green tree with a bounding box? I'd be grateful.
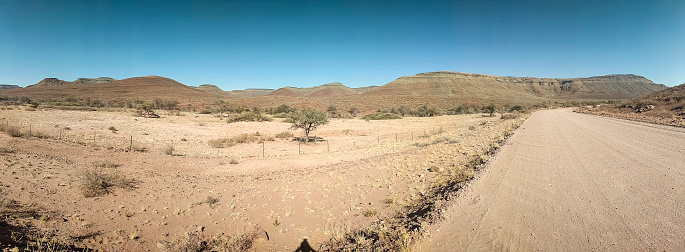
[289,108,329,142]
[483,104,496,116]
[214,100,229,118]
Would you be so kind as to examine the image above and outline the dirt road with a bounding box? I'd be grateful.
[421,108,685,251]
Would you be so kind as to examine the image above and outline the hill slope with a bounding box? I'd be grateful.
[365,71,667,99]
[576,83,685,127]
[3,76,219,101]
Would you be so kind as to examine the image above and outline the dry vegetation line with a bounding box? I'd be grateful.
[421,108,685,251]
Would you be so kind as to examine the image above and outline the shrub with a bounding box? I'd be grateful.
[412,142,429,147]
[416,105,441,117]
[92,160,119,169]
[500,113,519,120]
[163,145,174,155]
[275,131,294,139]
[163,226,261,252]
[77,168,137,197]
[362,209,378,217]
[361,112,402,120]
[0,124,22,137]
[227,112,273,123]
[208,132,274,148]
[108,126,117,133]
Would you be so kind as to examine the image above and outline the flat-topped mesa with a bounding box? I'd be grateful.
[0,84,20,90]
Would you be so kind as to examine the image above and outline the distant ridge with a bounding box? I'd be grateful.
[365,71,667,99]
[267,82,369,97]
[4,76,219,101]
[0,84,20,90]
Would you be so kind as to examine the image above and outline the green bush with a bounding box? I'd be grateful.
[227,112,273,123]
[361,112,402,120]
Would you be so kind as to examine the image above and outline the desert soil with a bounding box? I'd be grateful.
[0,107,524,251]
[421,108,685,251]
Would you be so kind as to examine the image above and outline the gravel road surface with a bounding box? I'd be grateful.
[421,108,685,251]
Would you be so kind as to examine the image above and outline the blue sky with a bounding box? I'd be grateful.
[1,0,683,90]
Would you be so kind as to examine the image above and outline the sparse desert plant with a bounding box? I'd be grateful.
[361,112,402,120]
[226,112,273,123]
[203,196,219,208]
[163,225,261,252]
[130,145,148,152]
[108,126,117,133]
[229,157,240,164]
[289,108,329,142]
[92,160,119,169]
[274,131,294,139]
[77,167,138,197]
[136,102,159,118]
[483,104,496,116]
[208,132,274,148]
[362,209,378,217]
[0,142,17,153]
[181,137,187,141]
[500,113,519,120]
[0,124,23,137]
[163,145,174,155]
[412,142,429,147]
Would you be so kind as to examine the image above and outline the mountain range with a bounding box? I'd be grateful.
[0,71,669,111]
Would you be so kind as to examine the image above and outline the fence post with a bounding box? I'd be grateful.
[327,140,329,152]
[298,140,301,155]
[395,134,398,142]
[262,142,265,157]
[411,132,414,141]
[129,136,133,152]
[29,123,32,137]
[377,136,380,144]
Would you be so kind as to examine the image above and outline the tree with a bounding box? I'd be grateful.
[483,104,496,116]
[137,102,159,118]
[214,100,229,118]
[289,108,329,142]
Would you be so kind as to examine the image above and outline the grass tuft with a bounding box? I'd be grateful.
[77,167,138,197]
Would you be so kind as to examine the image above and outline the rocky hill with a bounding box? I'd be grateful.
[3,76,219,102]
[365,71,667,99]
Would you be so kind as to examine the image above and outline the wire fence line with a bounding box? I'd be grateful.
[2,121,453,159]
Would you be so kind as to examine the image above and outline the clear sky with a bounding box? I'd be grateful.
[1,0,683,90]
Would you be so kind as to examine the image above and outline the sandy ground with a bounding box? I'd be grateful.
[421,108,685,251]
[0,107,524,251]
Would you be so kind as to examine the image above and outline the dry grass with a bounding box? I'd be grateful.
[208,132,274,148]
[0,141,18,153]
[0,124,23,137]
[77,167,138,197]
[274,131,294,139]
[226,112,273,123]
[162,225,261,252]
[162,145,175,155]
